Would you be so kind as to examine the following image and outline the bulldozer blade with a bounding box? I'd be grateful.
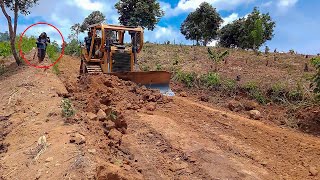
[110,71,175,96]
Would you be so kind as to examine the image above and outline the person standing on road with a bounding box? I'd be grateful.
[36,32,50,62]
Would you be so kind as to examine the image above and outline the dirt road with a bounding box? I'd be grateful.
[1,54,320,179]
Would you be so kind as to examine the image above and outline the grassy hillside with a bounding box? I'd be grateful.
[139,43,318,103]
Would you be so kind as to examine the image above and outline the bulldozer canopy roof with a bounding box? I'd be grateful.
[88,24,143,32]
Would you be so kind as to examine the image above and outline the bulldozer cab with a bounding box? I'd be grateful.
[80,24,174,96]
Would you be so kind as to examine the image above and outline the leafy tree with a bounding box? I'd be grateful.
[0,31,10,41]
[64,39,81,56]
[250,18,263,52]
[115,0,164,30]
[80,11,106,32]
[0,0,39,65]
[181,2,223,46]
[218,18,245,48]
[219,7,275,50]
[207,48,229,72]
[69,23,81,41]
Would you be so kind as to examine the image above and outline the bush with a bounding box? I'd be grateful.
[268,82,287,103]
[174,70,197,88]
[17,35,37,53]
[0,64,6,75]
[46,41,60,74]
[222,79,237,95]
[0,35,37,57]
[201,72,221,88]
[155,63,162,71]
[243,81,267,104]
[61,98,75,118]
[64,39,80,56]
[0,41,11,57]
[310,57,320,99]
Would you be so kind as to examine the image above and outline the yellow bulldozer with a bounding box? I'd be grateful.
[80,24,174,96]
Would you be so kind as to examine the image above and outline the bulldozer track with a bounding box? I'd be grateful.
[86,64,103,74]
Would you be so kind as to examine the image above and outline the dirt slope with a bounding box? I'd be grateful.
[59,55,320,179]
[0,52,91,179]
[1,53,319,179]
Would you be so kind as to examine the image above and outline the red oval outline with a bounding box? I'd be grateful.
[18,22,65,69]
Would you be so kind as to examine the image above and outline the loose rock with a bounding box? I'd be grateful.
[70,133,86,145]
[249,110,262,120]
[104,120,116,131]
[200,96,209,102]
[228,100,243,112]
[146,103,156,111]
[45,157,53,162]
[108,129,123,143]
[309,166,318,176]
[88,149,97,154]
[86,112,97,120]
[180,92,187,97]
[243,100,259,111]
[97,109,107,121]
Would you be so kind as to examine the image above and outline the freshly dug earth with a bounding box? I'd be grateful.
[57,55,320,179]
[1,52,320,179]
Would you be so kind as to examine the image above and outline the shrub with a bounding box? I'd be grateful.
[201,72,221,88]
[268,82,287,103]
[222,79,237,95]
[0,64,6,75]
[64,39,80,56]
[61,98,75,118]
[310,57,320,99]
[0,35,36,57]
[155,63,162,71]
[46,42,60,75]
[243,81,267,104]
[0,41,11,57]
[174,70,197,88]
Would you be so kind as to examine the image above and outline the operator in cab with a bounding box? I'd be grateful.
[84,31,94,58]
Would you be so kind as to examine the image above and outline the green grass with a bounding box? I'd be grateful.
[243,81,267,104]
[46,43,60,75]
[200,72,221,88]
[174,70,197,88]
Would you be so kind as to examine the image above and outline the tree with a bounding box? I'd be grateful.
[115,0,164,30]
[250,18,263,52]
[0,31,10,41]
[218,18,245,48]
[64,39,81,56]
[0,0,39,65]
[69,23,81,42]
[181,2,223,46]
[207,48,229,72]
[80,11,106,32]
[219,7,275,50]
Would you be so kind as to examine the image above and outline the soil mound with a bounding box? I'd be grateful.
[69,74,170,114]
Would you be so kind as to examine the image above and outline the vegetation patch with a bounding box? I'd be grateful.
[61,98,75,118]
[173,70,197,88]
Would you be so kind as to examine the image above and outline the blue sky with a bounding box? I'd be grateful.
[0,0,319,54]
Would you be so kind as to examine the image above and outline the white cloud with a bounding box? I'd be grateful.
[262,1,273,7]
[66,0,104,11]
[277,0,298,8]
[144,26,190,44]
[222,13,239,26]
[161,0,255,17]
